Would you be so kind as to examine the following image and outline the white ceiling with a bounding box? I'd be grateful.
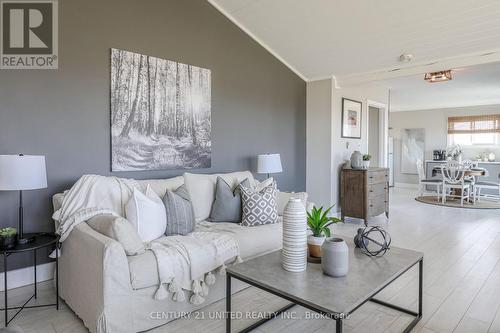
[209,0,500,81]
[381,61,500,112]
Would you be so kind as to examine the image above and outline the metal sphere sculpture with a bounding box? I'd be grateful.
[355,226,391,257]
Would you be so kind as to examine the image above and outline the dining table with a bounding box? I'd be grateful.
[432,166,487,203]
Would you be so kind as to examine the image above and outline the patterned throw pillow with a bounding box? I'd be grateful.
[163,185,195,236]
[240,182,278,226]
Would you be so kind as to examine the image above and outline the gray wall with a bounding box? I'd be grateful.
[389,104,500,184]
[0,0,306,271]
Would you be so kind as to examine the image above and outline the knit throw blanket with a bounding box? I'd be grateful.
[53,174,141,242]
[147,231,241,304]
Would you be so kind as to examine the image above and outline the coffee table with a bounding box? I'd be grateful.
[226,240,423,333]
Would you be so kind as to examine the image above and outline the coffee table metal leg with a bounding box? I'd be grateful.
[336,318,343,333]
[418,258,423,317]
[4,254,7,327]
[56,245,59,310]
[226,273,231,333]
[34,250,37,299]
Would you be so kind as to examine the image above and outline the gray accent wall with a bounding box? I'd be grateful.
[0,0,306,271]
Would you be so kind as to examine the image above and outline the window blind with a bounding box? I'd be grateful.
[448,114,500,134]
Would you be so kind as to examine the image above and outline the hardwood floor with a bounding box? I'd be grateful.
[2,187,500,333]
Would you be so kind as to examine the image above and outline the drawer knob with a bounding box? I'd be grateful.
[370,204,373,207]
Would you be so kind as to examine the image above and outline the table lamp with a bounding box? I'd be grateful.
[0,154,47,244]
[257,153,283,179]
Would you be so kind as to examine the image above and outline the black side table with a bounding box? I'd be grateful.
[0,233,59,326]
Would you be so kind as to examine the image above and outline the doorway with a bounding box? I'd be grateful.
[366,100,388,168]
[368,106,381,167]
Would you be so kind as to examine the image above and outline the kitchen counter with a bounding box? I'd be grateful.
[425,160,500,164]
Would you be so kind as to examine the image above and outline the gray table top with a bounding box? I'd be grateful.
[227,239,423,315]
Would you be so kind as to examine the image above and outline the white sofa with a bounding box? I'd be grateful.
[52,171,310,333]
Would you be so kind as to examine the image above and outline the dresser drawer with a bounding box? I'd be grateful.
[368,182,388,197]
[367,170,388,184]
[368,194,388,216]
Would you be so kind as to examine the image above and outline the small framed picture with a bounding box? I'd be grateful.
[341,98,362,139]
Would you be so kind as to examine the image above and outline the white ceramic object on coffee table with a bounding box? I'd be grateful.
[282,198,307,272]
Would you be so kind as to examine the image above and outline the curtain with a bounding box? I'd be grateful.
[448,114,500,134]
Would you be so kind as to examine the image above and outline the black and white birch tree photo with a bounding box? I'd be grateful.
[111,48,211,171]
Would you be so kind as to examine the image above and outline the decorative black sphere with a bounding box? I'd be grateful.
[357,226,391,257]
[353,228,369,248]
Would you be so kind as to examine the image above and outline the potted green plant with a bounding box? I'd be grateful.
[362,154,372,169]
[0,227,17,250]
[307,206,342,258]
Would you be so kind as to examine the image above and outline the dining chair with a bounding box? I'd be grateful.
[461,159,477,201]
[416,159,442,201]
[474,168,500,202]
[441,160,472,206]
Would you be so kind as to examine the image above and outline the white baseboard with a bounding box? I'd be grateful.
[0,262,55,291]
[394,182,419,189]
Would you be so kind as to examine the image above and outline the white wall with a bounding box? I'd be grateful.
[389,104,500,184]
[307,79,389,210]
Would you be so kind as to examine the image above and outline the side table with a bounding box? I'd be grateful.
[0,233,59,326]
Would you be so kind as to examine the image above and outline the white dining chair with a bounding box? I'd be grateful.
[474,168,500,202]
[416,159,442,201]
[441,161,472,206]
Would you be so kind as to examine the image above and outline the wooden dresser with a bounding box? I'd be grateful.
[340,167,389,225]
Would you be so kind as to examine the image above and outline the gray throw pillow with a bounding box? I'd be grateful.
[209,177,251,223]
[163,185,195,236]
[240,181,279,227]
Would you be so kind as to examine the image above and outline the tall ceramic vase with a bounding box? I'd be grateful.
[282,198,307,272]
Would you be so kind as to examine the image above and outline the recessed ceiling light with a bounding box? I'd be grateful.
[424,70,452,83]
[399,54,414,62]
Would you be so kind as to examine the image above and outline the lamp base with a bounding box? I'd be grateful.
[18,233,36,245]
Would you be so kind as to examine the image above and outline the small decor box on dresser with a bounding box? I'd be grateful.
[341,167,389,225]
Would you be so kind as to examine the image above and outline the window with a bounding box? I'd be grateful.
[448,115,500,146]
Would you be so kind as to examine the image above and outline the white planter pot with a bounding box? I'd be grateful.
[362,160,370,169]
[307,235,326,258]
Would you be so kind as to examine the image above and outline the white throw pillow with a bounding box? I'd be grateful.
[87,215,145,256]
[126,185,167,242]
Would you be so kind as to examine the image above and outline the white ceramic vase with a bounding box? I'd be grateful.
[282,198,307,272]
[321,238,348,277]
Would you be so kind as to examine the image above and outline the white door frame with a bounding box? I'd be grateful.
[366,100,389,167]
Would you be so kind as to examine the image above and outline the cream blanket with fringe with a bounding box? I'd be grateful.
[53,174,141,242]
[147,231,241,305]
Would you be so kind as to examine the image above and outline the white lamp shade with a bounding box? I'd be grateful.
[0,155,47,190]
[257,154,283,174]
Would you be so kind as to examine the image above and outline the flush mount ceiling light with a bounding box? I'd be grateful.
[424,70,452,83]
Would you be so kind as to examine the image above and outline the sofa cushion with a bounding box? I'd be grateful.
[163,185,195,236]
[127,220,282,290]
[209,177,251,223]
[137,176,184,198]
[184,171,255,222]
[126,186,167,242]
[87,214,145,256]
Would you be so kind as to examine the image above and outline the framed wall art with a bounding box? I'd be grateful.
[341,98,362,139]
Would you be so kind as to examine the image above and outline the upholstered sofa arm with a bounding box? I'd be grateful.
[59,222,133,333]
